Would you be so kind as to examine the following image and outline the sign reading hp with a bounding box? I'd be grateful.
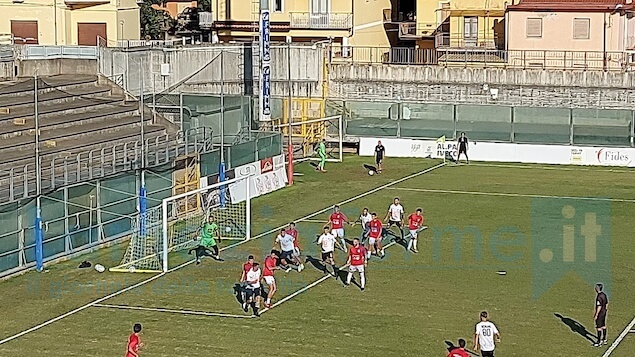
[531,198,611,300]
[259,10,271,121]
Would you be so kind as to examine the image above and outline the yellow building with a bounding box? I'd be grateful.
[211,0,407,47]
[0,0,140,46]
[436,0,506,49]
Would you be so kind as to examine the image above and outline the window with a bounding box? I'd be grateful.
[273,0,283,12]
[463,16,478,46]
[526,18,542,38]
[573,18,590,39]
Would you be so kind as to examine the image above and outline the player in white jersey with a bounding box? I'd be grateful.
[317,225,341,277]
[273,228,304,272]
[474,311,500,357]
[244,263,262,316]
[384,197,405,242]
[354,207,373,244]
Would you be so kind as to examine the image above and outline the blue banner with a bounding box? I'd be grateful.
[259,10,272,121]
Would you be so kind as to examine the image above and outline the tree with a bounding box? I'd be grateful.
[140,0,170,40]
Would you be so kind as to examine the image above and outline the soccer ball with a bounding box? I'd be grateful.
[225,226,232,232]
[94,264,105,273]
[128,265,136,273]
[368,170,374,176]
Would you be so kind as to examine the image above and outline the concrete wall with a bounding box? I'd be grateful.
[328,63,635,108]
[99,44,324,97]
[17,58,98,77]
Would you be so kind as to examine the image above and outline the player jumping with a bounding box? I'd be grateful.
[354,207,372,244]
[317,225,341,277]
[329,205,350,252]
[274,228,304,272]
[244,262,262,316]
[366,212,385,259]
[263,250,280,308]
[407,208,425,253]
[345,238,367,291]
[385,197,405,243]
[188,214,223,263]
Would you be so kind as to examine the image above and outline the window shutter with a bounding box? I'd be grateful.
[573,18,590,39]
[526,18,542,38]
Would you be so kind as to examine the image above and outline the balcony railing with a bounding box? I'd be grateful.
[330,46,635,71]
[382,8,416,23]
[435,33,499,49]
[289,13,353,30]
[399,23,417,40]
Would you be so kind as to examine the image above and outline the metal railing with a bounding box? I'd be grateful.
[14,45,98,60]
[435,33,500,49]
[331,45,635,71]
[0,127,213,204]
[289,12,353,30]
[399,23,417,39]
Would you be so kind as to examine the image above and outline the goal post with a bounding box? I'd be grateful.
[276,115,344,163]
[110,175,251,273]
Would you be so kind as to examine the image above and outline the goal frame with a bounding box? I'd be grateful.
[160,175,251,272]
[277,115,344,163]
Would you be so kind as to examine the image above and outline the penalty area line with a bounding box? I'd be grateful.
[92,303,254,319]
[260,240,399,315]
[602,315,635,357]
[387,187,635,203]
[0,162,445,345]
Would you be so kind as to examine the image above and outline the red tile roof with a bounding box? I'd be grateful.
[507,0,634,12]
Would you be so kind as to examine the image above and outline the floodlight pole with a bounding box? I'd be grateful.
[219,49,227,207]
[139,59,147,238]
[34,72,43,272]
[287,41,294,185]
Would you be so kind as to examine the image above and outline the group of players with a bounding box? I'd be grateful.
[227,197,426,316]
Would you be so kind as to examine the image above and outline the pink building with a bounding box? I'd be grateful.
[505,0,635,70]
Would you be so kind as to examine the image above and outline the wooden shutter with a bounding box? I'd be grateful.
[526,18,542,38]
[573,18,590,39]
[77,23,107,46]
[11,20,38,44]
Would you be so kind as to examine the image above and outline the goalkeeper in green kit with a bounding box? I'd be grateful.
[316,138,327,172]
[188,214,224,264]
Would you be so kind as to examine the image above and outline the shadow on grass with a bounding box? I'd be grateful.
[554,313,598,343]
[444,340,480,357]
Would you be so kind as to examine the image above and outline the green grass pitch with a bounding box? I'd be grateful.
[0,156,634,356]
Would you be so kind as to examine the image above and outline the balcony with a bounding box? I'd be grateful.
[382,8,415,23]
[398,23,417,40]
[289,13,353,30]
[435,33,499,49]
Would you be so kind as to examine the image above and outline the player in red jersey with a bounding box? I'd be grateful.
[239,255,255,310]
[407,208,425,253]
[366,212,385,259]
[285,222,302,259]
[345,238,367,291]
[262,250,280,308]
[447,339,470,357]
[126,323,143,357]
[329,205,350,252]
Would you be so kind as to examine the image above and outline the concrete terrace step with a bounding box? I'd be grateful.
[0,124,165,166]
[0,85,112,109]
[0,96,127,121]
[0,102,139,137]
[0,74,98,97]
[0,115,151,151]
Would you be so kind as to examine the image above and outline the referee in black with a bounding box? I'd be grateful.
[593,283,609,347]
[456,132,469,164]
[374,140,385,173]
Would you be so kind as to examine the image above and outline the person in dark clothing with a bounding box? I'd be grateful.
[456,132,469,164]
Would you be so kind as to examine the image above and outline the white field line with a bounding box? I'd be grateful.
[260,238,404,315]
[0,272,166,345]
[387,187,635,203]
[92,303,253,319]
[602,316,635,357]
[0,162,446,345]
[468,162,635,174]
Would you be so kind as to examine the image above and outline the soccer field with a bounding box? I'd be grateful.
[0,156,633,357]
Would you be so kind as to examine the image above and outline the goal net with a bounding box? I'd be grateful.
[110,175,251,273]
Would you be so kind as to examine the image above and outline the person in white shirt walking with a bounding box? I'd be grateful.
[317,225,341,277]
[385,197,405,242]
[474,311,500,357]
